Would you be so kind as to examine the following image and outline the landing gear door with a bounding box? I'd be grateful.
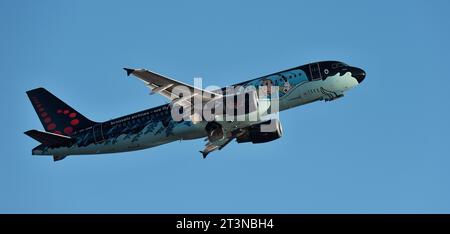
[309,63,322,80]
[93,124,104,143]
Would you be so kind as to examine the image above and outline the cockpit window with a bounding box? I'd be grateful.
[332,62,347,69]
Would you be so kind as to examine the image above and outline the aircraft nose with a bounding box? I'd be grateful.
[351,67,366,83]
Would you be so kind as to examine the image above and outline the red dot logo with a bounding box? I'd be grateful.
[40,112,48,118]
[64,126,73,135]
[70,119,80,126]
[69,112,77,118]
[44,117,52,123]
[47,123,56,131]
[63,110,70,115]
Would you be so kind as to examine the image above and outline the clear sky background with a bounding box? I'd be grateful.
[1,0,449,213]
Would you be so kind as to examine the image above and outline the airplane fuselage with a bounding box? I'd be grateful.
[29,61,366,158]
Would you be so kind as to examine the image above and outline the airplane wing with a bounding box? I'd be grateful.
[200,118,281,158]
[200,136,235,158]
[124,68,221,107]
[199,123,248,158]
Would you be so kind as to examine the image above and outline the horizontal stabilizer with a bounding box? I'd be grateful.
[24,130,73,147]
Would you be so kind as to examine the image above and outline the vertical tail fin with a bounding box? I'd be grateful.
[26,87,97,135]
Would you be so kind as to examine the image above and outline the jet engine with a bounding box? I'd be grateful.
[205,121,225,142]
[236,119,283,144]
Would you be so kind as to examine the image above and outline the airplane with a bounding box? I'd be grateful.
[25,61,366,161]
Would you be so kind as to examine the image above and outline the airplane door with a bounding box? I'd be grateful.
[309,63,322,80]
[93,124,104,143]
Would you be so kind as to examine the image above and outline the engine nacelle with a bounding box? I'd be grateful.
[205,121,225,142]
[236,119,283,144]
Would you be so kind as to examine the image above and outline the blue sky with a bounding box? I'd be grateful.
[1,0,449,213]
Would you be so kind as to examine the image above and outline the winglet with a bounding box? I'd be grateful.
[53,155,67,161]
[199,151,208,159]
[123,68,135,76]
